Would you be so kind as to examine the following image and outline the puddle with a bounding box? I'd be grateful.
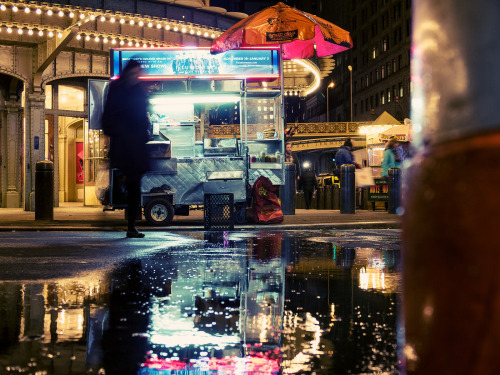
[0,229,402,374]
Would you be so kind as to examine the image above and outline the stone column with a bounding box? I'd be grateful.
[403,1,500,374]
[24,93,45,211]
[3,101,23,208]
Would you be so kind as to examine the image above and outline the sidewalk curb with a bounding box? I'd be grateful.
[0,221,400,232]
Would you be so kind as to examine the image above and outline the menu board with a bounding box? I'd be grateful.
[111,48,280,79]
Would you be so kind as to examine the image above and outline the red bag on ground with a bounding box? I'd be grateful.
[252,176,284,224]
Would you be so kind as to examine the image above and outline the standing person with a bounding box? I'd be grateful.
[300,163,318,210]
[285,142,301,182]
[381,137,400,177]
[334,138,361,176]
[102,60,151,238]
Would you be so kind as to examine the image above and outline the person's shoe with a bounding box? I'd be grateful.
[126,230,145,238]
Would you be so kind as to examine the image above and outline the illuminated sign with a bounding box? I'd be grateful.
[111,48,280,79]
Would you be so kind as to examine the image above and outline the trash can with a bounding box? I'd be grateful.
[204,193,234,230]
[35,160,54,221]
[280,162,296,215]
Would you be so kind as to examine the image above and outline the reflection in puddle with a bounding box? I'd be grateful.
[0,229,401,374]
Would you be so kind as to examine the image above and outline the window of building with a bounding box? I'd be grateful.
[398,54,403,69]
[383,36,389,51]
[354,103,357,116]
[386,62,391,75]
[372,46,377,59]
[362,7,368,23]
[387,88,391,102]
[382,11,389,29]
[371,0,378,14]
[381,65,385,78]
[392,58,397,72]
[394,2,401,20]
[45,84,52,109]
[394,25,402,45]
[375,93,379,106]
[376,68,379,81]
[370,95,373,108]
[392,85,397,101]
[370,72,373,85]
[399,82,404,97]
[362,28,368,45]
[371,20,378,37]
[381,91,385,105]
[58,85,85,111]
[365,75,369,87]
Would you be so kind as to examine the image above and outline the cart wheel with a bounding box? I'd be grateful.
[145,198,175,226]
[234,204,247,224]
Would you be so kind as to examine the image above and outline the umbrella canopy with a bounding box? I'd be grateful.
[210,2,352,59]
[379,125,412,142]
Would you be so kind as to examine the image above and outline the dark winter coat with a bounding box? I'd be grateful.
[300,170,318,192]
[101,79,151,175]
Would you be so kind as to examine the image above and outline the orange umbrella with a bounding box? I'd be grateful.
[210,2,352,59]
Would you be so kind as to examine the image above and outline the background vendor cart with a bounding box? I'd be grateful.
[88,47,285,225]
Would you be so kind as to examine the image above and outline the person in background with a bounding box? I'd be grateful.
[102,59,151,238]
[381,137,400,177]
[334,138,361,176]
[285,142,301,182]
[300,162,318,210]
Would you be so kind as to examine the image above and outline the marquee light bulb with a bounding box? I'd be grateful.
[58,10,64,17]
[12,6,18,12]
[24,7,30,13]
[36,8,41,14]
[47,9,53,16]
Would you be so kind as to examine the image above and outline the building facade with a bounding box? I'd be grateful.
[294,0,412,123]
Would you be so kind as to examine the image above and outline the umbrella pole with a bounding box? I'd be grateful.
[280,44,285,137]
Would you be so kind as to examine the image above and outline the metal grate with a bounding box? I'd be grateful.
[204,193,235,230]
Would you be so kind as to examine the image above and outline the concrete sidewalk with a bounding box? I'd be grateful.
[0,202,400,231]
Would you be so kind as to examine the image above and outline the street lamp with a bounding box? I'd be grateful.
[326,81,334,122]
[348,65,353,122]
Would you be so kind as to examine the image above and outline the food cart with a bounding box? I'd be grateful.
[88,47,285,225]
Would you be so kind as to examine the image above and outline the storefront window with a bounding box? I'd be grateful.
[45,85,52,109]
[59,85,85,111]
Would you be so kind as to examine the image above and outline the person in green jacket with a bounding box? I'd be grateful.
[381,137,400,177]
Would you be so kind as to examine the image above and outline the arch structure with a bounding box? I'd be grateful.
[0,0,327,209]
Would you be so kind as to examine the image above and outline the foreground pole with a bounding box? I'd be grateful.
[403,1,500,374]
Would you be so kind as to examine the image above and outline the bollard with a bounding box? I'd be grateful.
[280,162,296,215]
[35,160,54,221]
[332,184,340,209]
[340,164,355,214]
[387,168,401,214]
[324,185,332,210]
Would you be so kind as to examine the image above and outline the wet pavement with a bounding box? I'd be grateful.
[0,229,402,375]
